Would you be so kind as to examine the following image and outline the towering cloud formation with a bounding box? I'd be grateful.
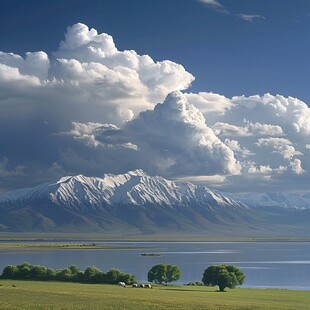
[125,91,241,176]
[63,92,241,177]
[0,23,309,192]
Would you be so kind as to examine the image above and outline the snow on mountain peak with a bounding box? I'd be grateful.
[2,170,308,212]
[57,176,73,183]
[127,169,147,176]
[0,170,247,211]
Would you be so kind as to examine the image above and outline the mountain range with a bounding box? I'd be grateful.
[0,169,309,236]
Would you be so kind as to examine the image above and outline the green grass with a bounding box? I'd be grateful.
[0,242,145,251]
[0,280,309,310]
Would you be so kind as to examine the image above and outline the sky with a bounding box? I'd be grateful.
[0,0,309,193]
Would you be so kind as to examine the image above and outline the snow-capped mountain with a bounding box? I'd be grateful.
[0,169,309,235]
[0,169,246,211]
[232,192,310,210]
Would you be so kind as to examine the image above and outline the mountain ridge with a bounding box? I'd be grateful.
[0,169,309,236]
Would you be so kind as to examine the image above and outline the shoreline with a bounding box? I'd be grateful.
[1,232,310,243]
[0,238,309,251]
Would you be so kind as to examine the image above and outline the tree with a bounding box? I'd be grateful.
[1,265,19,278]
[19,266,31,278]
[104,268,121,284]
[31,265,47,279]
[147,264,181,284]
[46,268,56,280]
[202,265,245,292]
[118,272,136,285]
[69,265,80,275]
[56,268,73,281]
[83,266,102,283]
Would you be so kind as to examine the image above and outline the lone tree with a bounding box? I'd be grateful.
[202,265,245,292]
[148,264,181,284]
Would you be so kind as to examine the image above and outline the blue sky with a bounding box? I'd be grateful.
[0,0,309,193]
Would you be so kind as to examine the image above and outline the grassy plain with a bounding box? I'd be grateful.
[1,235,309,251]
[0,280,309,310]
[1,232,310,243]
[0,242,138,251]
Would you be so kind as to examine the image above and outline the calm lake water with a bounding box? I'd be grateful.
[0,241,309,290]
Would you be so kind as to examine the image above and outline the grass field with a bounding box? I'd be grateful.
[0,280,309,310]
[0,242,144,251]
[1,232,310,243]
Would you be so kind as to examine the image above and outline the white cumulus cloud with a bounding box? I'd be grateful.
[125,91,241,176]
[256,137,303,160]
[0,23,309,193]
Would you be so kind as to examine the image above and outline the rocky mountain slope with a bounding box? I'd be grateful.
[0,170,309,236]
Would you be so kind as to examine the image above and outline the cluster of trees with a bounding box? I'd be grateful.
[1,262,244,291]
[147,263,244,292]
[0,262,136,285]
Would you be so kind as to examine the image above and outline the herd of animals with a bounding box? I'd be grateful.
[118,282,152,288]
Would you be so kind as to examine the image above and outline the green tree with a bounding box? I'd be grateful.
[118,273,137,285]
[69,265,80,275]
[105,268,121,284]
[83,266,102,283]
[202,265,245,292]
[17,262,32,270]
[19,266,31,278]
[147,264,181,284]
[46,268,56,280]
[56,268,73,281]
[31,265,47,279]
[1,265,19,278]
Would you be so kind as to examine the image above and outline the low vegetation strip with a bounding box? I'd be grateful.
[0,280,309,310]
[0,263,136,285]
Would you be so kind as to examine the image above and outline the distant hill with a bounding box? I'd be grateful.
[0,169,309,236]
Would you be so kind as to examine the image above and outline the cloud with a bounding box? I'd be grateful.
[0,23,194,190]
[0,51,50,80]
[213,121,283,137]
[228,93,310,135]
[236,14,266,22]
[185,92,232,114]
[198,0,224,9]
[290,159,304,175]
[53,23,194,107]
[0,23,309,194]
[0,23,194,126]
[197,0,266,22]
[0,157,26,193]
[124,91,241,176]
[199,93,309,191]
[256,137,303,160]
[224,139,254,159]
[62,92,241,178]
[62,121,138,150]
[0,157,25,178]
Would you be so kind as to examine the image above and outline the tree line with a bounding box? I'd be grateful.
[0,262,136,285]
[1,262,244,291]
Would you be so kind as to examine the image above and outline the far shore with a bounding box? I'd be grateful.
[0,242,147,251]
[0,232,310,247]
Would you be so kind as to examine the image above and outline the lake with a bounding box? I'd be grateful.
[0,241,309,290]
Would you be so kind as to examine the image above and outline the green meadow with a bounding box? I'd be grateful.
[0,280,309,310]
